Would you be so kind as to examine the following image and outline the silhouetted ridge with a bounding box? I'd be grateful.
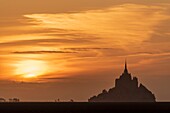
[89,61,156,102]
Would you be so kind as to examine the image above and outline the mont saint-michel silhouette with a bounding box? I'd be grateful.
[89,61,156,102]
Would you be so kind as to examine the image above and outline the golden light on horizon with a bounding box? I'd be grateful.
[14,60,48,80]
[24,73,38,78]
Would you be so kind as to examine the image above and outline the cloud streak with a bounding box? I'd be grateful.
[0,38,96,47]
[12,51,77,54]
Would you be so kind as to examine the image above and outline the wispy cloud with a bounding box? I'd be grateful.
[62,48,114,51]
[0,38,96,47]
[12,50,76,54]
[24,4,170,47]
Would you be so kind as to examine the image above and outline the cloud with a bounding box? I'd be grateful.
[141,18,170,54]
[0,3,170,101]
[144,19,170,43]
[41,77,75,81]
[1,0,170,17]
[0,38,96,47]
[24,4,170,47]
[0,28,61,37]
[62,48,114,51]
[12,50,77,54]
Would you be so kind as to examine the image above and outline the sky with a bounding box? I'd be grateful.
[0,0,170,102]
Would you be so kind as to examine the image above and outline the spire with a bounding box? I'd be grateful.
[124,59,128,74]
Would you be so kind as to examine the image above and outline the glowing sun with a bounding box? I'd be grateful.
[15,60,48,79]
[25,73,37,78]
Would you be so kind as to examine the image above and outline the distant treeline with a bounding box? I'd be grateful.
[0,98,20,102]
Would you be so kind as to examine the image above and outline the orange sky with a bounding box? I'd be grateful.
[0,0,170,101]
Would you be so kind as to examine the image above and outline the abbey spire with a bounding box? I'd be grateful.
[124,59,128,74]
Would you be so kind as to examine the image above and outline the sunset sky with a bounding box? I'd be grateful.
[0,0,170,101]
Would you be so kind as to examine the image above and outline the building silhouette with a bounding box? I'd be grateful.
[0,98,6,102]
[89,60,156,102]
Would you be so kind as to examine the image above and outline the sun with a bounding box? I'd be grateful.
[14,60,48,80]
[24,73,37,78]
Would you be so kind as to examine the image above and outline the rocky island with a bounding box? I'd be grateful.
[89,61,156,102]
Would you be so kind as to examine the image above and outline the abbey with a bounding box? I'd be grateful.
[89,61,156,102]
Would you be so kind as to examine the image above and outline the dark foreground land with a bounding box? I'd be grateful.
[0,102,169,113]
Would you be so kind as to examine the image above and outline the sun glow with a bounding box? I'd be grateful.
[15,60,48,80]
[24,73,37,78]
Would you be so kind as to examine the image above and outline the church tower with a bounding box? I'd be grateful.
[121,59,132,80]
[115,60,132,88]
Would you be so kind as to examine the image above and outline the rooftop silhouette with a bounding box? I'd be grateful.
[89,60,156,102]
